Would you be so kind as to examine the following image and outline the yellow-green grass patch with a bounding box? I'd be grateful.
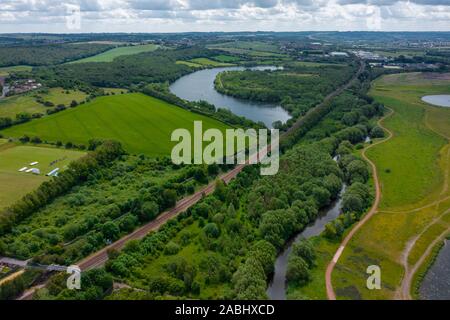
[332,73,450,299]
[0,87,88,119]
[0,65,33,77]
[68,44,159,64]
[0,145,84,209]
[176,60,203,68]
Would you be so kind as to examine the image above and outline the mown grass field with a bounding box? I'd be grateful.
[0,88,88,118]
[68,44,159,64]
[0,143,84,209]
[331,73,450,299]
[0,65,33,77]
[1,93,231,157]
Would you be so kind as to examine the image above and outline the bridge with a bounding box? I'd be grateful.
[0,256,69,272]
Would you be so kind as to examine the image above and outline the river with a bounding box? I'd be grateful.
[169,66,291,128]
[267,185,347,300]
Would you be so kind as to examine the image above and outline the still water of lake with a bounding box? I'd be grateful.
[419,240,450,300]
[170,66,291,128]
[421,95,450,107]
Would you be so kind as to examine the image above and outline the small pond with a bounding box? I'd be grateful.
[421,95,450,108]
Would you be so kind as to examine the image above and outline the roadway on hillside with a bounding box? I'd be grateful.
[18,60,364,300]
[326,108,394,300]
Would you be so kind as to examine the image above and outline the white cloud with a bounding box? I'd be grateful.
[0,0,449,32]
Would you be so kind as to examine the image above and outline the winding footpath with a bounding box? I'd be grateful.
[17,61,365,300]
[398,113,450,300]
[325,108,394,300]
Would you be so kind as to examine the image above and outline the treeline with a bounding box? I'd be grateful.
[33,47,219,89]
[0,43,114,67]
[143,83,265,129]
[0,152,232,263]
[0,141,125,237]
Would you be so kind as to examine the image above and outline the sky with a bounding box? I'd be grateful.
[0,0,450,33]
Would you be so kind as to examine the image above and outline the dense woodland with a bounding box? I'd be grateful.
[33,47,218,88]
[0,141,232,265]
[216,64,357,126]
[0,43,114,67]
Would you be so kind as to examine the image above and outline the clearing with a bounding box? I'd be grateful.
[0,87,88,119]
[68,44,159,64]
[0,143,84,209]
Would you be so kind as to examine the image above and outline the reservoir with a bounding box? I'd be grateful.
[170,66,291,128]
[421,95,450,108]
[419,239,450,300]
[267,185,346,300]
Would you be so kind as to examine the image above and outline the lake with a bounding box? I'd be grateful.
[421,95,450,108]
[169,66,291,128]
[419,240,450,300]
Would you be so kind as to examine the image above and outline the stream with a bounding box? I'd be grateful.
[267,185,347,300]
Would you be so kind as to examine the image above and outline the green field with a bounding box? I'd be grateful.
[0,65,33,77]
[189,58,234,67]
[0,143,84,209]
[176,61,203,68]
[1,93,231,157]
[209,41,281,53]
[0,88,88,118]
[176,58,234,68]
[332,73,450,299]
[212,55,241,63]
[68,44,159,64]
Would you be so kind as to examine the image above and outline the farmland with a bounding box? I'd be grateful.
[68,44,159,64]
[1,93,231,157]
[0,66,33,77]
[0,88,88,119]
[176,58,234,68]
[0,143,84,209]
[331,73,450,299]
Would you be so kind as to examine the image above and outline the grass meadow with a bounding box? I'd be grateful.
[0,143,84,209]
[68,44,159,64]
[331,73,450,299]
[0,65,33,77]
[0,87,88,118]
[1,93,231,157]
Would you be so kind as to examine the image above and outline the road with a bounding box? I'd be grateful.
[17,60,364,300]
[325,108,394,300]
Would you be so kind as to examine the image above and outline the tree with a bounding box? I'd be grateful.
[286,256,310,286]
[203,223,220,238]
[162,189,177,209]
[292,240,316,268]
[102,222,120,241]
[346,160,369,184]
[139,201,159,222]
[370,126,385,139]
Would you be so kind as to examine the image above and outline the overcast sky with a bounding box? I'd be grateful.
[0,0,449,33]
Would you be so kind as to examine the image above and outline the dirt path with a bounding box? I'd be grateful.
[399,224,450,300]
[326,108,394,300]
[0,269,25,287]
[397,121,450,300]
